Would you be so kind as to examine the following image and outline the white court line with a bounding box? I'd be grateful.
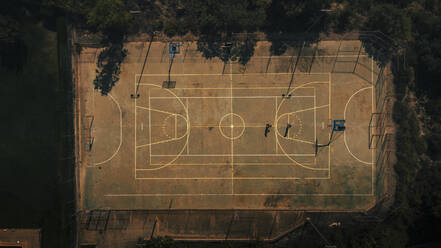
[139,85,328,90]
[186,98,189,155]
[149,153,316,157]
[174,114,177,139]
[328,73,331,177]
[275,96,278,153]
[314,88,317,144]
[230,62,234,194]
[148,91,152,165]
[105,193,373,197]
[93,94,123,166]
[343,86,374,165]
[134,74,137,178]
[136,72,330,76]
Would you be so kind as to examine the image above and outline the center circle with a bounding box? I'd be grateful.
[218,113,246,140]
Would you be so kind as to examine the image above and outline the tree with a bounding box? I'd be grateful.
[0,2,28,71]
[182,0,270,36]
[86,0,132,34]
[361,4,411,66]
[265,0,332,33]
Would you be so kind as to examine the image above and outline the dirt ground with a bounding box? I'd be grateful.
[75,40,380,212]
[0,229,41,247]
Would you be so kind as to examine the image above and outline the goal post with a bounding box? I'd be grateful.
[84,115,94,151]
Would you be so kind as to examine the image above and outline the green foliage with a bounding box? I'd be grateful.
[0,14,22,43]
[427,133,441,161]
[86,0,132,33]
[182,0,270,36]
[361,4,411,66]
[265,0,332,33]
[93,43,127,95]
[407,2,441,98]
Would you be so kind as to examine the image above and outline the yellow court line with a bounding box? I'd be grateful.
[140,84,191,171]
[135,77,137,179]
[193,124,266,128]
[230,62,234,194]
[314,87,317,144]
[140,86,326,90]
[286,104,329,115]
[138,85,328,90]
[136,137,180,148]
[279,136,315,145]
[150,96,315,99]
[186,98,189,155]
[136,105,184,118]
[304,177,330,180]
[274,81,333,171]
[134,177,304,180]
[276,104,329,129]
[138,162,317,166]
[136,81,331,173]
[329,73,331,118]
[174,114,177,139]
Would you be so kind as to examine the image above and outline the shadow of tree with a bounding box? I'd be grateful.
[93,43,127,95]
[196,34,257,65]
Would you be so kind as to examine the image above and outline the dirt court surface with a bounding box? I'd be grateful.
[75,40,380,211]
[0,229,41,247]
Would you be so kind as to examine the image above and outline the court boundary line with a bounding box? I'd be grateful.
[92,93,123,166]
[140,87,323,160]
[230,62,234,194]
[104,193,373,197]
[137,81,330,173]
[148,153,316,157]
[343,86,374,165]
[128,70,374,196]
[79,44,381,206]
[136,72,331,77]
[142,91,327,170]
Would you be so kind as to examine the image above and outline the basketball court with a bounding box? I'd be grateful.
[75,40,380,211]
